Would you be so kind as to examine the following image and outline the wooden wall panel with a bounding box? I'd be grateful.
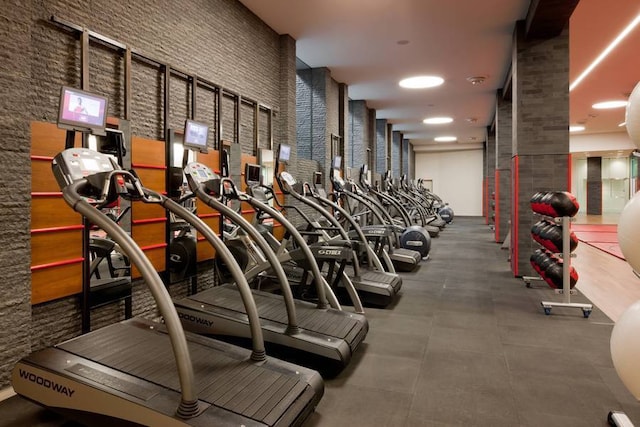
[31,122,80,157]
[198,150,220,172]
[133,203,166,221]
[31,263,82,305]
[31,197,80,229]
[131,222,166,248]
[31,121,84,304]
[135,168,165,193]
[31,230,83,266]
[131,136,165,166]
[132,247,166,278]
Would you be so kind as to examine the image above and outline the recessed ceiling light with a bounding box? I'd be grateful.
[399,75,444,89]
[397,40,410,45]
[434,136,457,142]
[423,117,453,124]
[570,125,586,132]
[592,100,628,109]
[466,76,487,85]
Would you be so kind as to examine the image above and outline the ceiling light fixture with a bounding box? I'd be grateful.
[570,125,586,132]
[399,75,444,89]
[434,136,457,142]
[466,76,486,85]
[465,117,478,123]
[423,117,453,124]
[397,40,410,45]
[570,13,640,92]
[592,100,628,109]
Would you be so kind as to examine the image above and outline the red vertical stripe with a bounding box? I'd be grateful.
[495,170,500,242]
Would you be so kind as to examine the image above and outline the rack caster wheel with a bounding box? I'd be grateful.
[543,307,551,315]
[583,310,591,318]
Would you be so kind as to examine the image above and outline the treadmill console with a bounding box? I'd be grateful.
[280,171,297,186]
[184,162,222,196]
[53,148,117,188]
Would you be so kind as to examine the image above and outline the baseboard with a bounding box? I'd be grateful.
[0,386,16,402]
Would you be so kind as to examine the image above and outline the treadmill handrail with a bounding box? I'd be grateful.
[191,178,301,331]
[241,186,342,311]
[158,194,268,361]
[63,179,200,418]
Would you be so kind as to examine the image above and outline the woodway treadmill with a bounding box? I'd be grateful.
[172,162,368,374]
[12,148,323,426]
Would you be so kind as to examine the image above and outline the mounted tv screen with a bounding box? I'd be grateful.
[278,144,291,163]
[58,86,108,133]
[362,164,368,175]
[333,156,342,169]
[314,172,322,186]
[245,163,261,185]
[183,119,209,153]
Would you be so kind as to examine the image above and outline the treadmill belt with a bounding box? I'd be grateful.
[188,286,361,339]
[57,320,309,425]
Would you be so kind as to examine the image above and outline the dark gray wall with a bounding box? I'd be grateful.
[376,119,387,174]
[0,0,295,388]
[392,131,402,177]
[587,157,603,215]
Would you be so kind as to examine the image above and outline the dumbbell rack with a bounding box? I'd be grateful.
[538,215,593,318]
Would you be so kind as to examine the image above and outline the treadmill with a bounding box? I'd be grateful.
[13,146,323,426]
[274,144,401,307]
[172,159,368,375]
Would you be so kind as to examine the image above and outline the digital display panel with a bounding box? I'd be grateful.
[278,144,291,162]
[246,164,261,184]
[183,119,209,153]
[58,86,108,133]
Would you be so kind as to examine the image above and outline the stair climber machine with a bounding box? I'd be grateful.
[306,170,399,274]
[13,129,322,426]
[331,159,431,266]
[274,144,401,307]
[357,165,440,241]
[242,164,368,314]
[399,174,449,228]
[388,173,447,230]
[416,178,454,224]
[171,143,367,375]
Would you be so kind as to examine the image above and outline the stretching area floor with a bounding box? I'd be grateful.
[1,216,639,426]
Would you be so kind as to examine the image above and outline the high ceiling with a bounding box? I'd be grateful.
[239,0,640,150]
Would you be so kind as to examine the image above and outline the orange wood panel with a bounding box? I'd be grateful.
[135,168,165,193]
[31,229,83,267]
[132,221,166,248]
[31,160,59,193]
[31,197,81,230]
[273,224,285,241]
[197,240,215,262]
[131,136,165,167]
[31,121,81,157]
[198,150,220,171]
[31,262,82,304]
[196,201,220,217]
[131,247,166,278]
[132,203,166,221]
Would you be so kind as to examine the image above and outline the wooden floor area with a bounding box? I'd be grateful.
[572,213,640,322]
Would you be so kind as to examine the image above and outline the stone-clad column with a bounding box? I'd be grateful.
[495,91,512,243]
[511,21,570,276]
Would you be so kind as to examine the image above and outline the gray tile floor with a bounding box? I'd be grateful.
[306,217,640,427]
[1,217,638,426]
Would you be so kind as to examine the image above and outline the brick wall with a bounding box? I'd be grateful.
[375,119,387,174]
[495,94,512,242]
[402,139,410,177]
[392,131,402,177]
[0,0,33,389]
[0,0,295,388]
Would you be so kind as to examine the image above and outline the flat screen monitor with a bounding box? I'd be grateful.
[333,156,342,169]
[57,86,108,133]
[183,119,209,153]
[245,163,261,185]
[314,171,322,186]
[362,164,368,175]
[278,144,291,163]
